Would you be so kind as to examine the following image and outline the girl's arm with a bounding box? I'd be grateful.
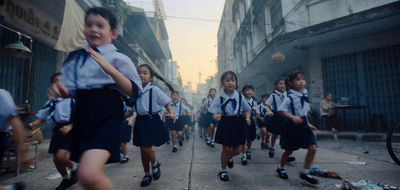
[306,117,318,130]
[165,103,176,123]
[265,105,274,117]
[124,110,133,119]
[87,48,136,98]
[128,115,136,126]
[245,111,251,126]
[28,118,45,129]
[59,124,73,135]
[279,111,303,125]
[212,113,221,122]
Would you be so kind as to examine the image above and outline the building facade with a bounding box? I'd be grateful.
[218,0,400,130]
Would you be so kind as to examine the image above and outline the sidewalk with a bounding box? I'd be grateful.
[314,131,388,142]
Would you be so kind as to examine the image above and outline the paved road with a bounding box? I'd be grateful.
[1,130,400,190]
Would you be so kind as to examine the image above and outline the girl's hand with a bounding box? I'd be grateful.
[169,113,176,123]
[28,122,36,129]
[48,82,69,98]
[308,123,318,131]
[213,113,222,122]
[59,124,72,135]
[246,118,251,126]
[252,107,257,112]
[259,118,265,123]
[128,120,134,126]
[291,116,303,125]
[87,48,113,74]
[268,112,274,117]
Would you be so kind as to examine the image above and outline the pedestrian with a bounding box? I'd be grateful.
[276,71,319,184]
[133,64,175,186]
[203,88,217,147]
[256,93,271,150]
[120,99,136,164]
[320,93,340,133]
[180,98,193,141]
[208,71,251,182]
[240,84,258,165]
[163,91,190,153]
[49,7,142,190]
[0,89,34,190]
[29,73,78,190]
[197,98,207,138]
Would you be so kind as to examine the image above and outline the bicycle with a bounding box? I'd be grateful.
[386,120,400,165]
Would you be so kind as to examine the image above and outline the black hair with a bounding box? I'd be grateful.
[138,64,174,93]
[171,91,179,96]
[219,71,238,89]
[286,70,305,89]
[50,72,62,84]
[261,93,270,99]
[180,98,187,104]
[209,88,216,94]
[241,84,254,94]
[325,93,332,98]
[85,7,118,30]
[272,78,286,92]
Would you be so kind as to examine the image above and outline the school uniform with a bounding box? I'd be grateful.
[204,97,218,127]
[256,102,268,128]
[133,83,170,147]
[278,89,317,151]
[245,97,258,141]
[0,89,18,167]
[208,90,251,146]
[198,104,207,128]
[61,44,142,163]
[36,98,74,154]
[165,100,189,132]
[120,101,135,143]
[181,108,192,126]
[266,90,287,135]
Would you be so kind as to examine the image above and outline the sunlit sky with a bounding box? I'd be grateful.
[123,0,225,91]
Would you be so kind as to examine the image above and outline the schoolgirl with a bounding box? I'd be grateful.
[120,98,136,164]
[164,91,190,152]
[255,93,271,150]
[133,64,175,186]
[50,7,142,190]
[240,84,258,165]
[180,98,193,141]
[29,73,78,190]
[276,71,319,184]
[197,98,207,138]
[203,88,217,147]
[208,71,251,182]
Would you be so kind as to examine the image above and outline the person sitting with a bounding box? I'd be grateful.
[320,93,341,133]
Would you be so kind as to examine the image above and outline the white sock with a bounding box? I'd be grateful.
[152,161,159,173]
[145,171,151,176]
[278,165,284,169]
[71,163,78,171]
[220,168,227,172]
[242,153,246,158]
[301,169,310,174]
[174,145,177,148]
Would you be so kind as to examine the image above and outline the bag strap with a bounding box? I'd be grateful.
[288,95,296,116]
[273,94,277,111]
[149,87,153,116]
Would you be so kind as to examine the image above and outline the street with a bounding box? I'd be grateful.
[1,130,399,190]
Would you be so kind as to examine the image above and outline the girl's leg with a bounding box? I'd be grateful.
[221,146,231,169]
[140,147,150,173]
[280,150,293,168]
[247,141,253,150]
[78,149,113,190]
[121,142,128,157]
[177,131,183,139]
[304,144,317,169]
[261,128,267,142]
[231,146,242,156]
[207,124,215,141]
[171,131,177,145]
[54,149,73,176]
[271,134,278,147]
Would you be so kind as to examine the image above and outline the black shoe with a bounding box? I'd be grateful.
[227,157,234,168]
[186,134,189,140]
[246,150,252,160]
[167,140,170,145]
[120,157,129,164]
[269,148,275,158]
[152,162,161,180]
[241,157,248,165]
[206,140,211,146]
[276,168,289,179]
[218,171,229,182]
[140,175,152,186]
[261,142,266,149]
[287,156,296,163]
[69,169,78,185]
[178,139,183,146]
[172,147,177,153]
[210,142,215,148]
[55,178,77,190]
[256,133,261,140]
[299,173,319,184]
[265,143,270,150]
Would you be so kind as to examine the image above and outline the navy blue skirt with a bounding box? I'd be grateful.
[181,115,191,126]
[257,118,267,128]
[204,112,217,127]
[120,121,132,143]
[71,89,124,163]
[133,115,169,147]
[280,117,317,151]
[198,113,206,127]
[244,119,256,141]
[215,115,245,146]
[166,117,183,131]
[48,123,72,154]
[266,111,285,135]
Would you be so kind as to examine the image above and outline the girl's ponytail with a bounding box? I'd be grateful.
[154,72,174,93]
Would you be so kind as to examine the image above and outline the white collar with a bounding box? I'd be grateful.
[274,90,287,97]
[140,83,153,94]
[221,89,238,100]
